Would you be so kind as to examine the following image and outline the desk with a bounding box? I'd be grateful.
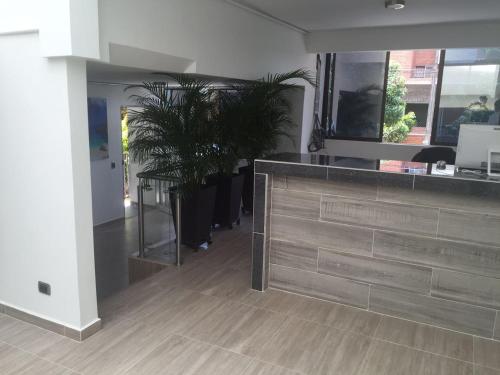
[252,153,500,338]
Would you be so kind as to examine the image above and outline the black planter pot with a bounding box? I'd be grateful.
[206,173,245,229]
[239,165,254,214]
[169,184,217,249]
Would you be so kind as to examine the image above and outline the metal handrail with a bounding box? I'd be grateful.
[137,174,182,267]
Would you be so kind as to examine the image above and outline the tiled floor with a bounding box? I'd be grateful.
[1,215,500,374]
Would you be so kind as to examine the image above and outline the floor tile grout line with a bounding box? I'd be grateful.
[175,333,309,375]
[372,315,383,338]
[0,338,83,374]
[129,280,488,362]
[101,267,490,369]
[373,337,474,366]
[136,293,479,369]
[42,213,500,375]
[118,332,180,375]
[225,296,476,365]
[473,335,476,366]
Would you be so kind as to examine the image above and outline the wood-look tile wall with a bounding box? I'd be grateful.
[266,173,500,339]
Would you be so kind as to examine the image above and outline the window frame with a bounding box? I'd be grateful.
[322,51,391,143]
[430,49,450,146]
[320,48,500,147]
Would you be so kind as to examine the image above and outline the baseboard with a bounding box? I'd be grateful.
[0,303,101,341]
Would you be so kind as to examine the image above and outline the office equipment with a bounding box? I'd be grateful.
[455,124,500,172]
[488,149,500,177]
[412,147,456,164]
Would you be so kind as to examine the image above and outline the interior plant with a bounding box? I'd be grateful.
[126,76,219,248]
[205,89,246,228]
[226,69,315,213]
[335,84,384,138]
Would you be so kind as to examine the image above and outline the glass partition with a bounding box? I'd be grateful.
[433,48,500,145]
[328,51,389,140]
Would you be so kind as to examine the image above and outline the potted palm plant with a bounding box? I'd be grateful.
[229,69,315,213]
[206,89,245,229]
[127,76,218,249]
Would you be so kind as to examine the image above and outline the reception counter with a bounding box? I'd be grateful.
[252,153,500,338]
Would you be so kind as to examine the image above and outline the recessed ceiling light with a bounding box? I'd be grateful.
[385,0,406,10]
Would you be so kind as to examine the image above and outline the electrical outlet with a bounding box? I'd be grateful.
[38,281,51,296]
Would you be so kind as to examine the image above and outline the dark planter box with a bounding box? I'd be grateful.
[206,173,245,229]
[169,184,216,249]
[239,165,254,214]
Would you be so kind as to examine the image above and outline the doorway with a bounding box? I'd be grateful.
[121,106,133,217]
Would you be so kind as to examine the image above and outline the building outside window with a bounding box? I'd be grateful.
[388,49,440,145]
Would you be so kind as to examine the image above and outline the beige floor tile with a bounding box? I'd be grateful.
[358,340,473,375]
[182,300,287,357]
[375,316,473,362]
[475,366,500,375]
[196,266,253,300]
[0,314,67,355]
[141,289,225,334]
[98,279,170,322]
[241,360,302,375]
[474,337,500,370]
[0,342,76,374]
[241,288,380,336]
[256,316,372,374]
[240,288,305,315]
[124,334,252,375]
[2,216,489,375]
[37,318,171,375]
[291,296,380,336]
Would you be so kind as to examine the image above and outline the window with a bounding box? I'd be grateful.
[432,48,500,145]
[413,66,426,78]
[384,50,440,144]
[324,51,389,141]
[320,48,500,147]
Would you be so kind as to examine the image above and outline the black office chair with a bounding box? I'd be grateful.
[411,147,456,164]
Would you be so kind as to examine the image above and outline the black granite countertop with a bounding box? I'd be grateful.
[256,153,500,184]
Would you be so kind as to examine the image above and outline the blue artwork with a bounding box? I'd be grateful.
[87,97,109,161]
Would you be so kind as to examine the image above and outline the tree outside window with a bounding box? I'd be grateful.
[383,63,417,143]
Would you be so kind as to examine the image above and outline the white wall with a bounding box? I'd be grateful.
[0,0,99,330]
[0,32,98,329]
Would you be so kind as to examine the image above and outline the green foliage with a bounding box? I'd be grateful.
[210,90,245,176]
[402,111,417,130]
[223,69,315,165]
[125,70,313,191]
[384,63,407,127]
[383,111,417,143]
[383,123,409,143]
[383,63,415,143]
[126,76,219,194]
[121,108,128,153]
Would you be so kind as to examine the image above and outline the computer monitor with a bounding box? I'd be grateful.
[455,124,500,171]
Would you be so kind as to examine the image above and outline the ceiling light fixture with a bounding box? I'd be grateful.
[385,0,406,10]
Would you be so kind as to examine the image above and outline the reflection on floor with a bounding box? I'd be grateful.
[1,216,500,374]
[93,203,176,300]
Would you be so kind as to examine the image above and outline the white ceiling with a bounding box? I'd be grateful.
[86,62,161,84]
[230,0,500,31]
[86,62,246,85]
